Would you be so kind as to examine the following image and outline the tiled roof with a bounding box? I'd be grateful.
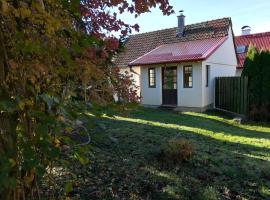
[235,32,270,68]
[129,37,227,66]
[114,17,231,67]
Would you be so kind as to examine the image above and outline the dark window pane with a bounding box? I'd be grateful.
[148,68,156,88]
[183,65,193,88]
[163,68,177,89]
[206,65,210,87]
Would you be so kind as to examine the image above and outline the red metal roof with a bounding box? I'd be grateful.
[129,37,227,66]
[235,32,270,68]
[114,18,231,68]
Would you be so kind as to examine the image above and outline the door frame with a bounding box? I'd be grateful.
[162,66,178,106]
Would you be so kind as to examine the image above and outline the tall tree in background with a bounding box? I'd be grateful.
[242,46,261,104]
[242,46,270,120]
[0,0,173,199]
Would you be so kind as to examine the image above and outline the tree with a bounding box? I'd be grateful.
[242,46,261,104]
[242,46,270,120]
[0,0,173,199]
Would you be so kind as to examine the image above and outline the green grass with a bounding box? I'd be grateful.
[75,108,270,199]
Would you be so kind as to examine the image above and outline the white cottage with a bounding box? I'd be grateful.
[114,14,237,112]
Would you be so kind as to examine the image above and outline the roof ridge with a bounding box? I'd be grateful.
[130,17,231,37]
[235,31,270,38]
[185,17,231,28]
[130,27,177,37]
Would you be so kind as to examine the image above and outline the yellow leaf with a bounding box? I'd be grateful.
[18,101,25,110]
[23,169,35,187]
[65,127,73,133]
[12,9,20,18]
[25,99,33,107]
[57,116,65,122]
[53,138,61,147]
[20,8,31,19]
[8,158,16,167]
[1,0,8,13]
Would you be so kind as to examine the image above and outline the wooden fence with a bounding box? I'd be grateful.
[215,76,249,115]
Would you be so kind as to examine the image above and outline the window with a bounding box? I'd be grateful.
[148,68,156,88]
[183,65,193,88]
[236,45,247,54]
[206,65,210,87]
[163,67,177,89]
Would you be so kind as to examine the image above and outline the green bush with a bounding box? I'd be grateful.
[159,138,194,163]
[249,104,270,121]
[199,186,219,200]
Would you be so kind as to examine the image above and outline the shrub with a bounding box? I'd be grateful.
[243,47,270,122]
[249,104,270,121]
[199,186,219,200]
[159,138,194,163]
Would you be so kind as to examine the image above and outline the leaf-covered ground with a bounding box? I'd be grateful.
[65,108,270,199]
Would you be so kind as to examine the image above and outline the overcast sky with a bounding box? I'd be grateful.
[117,0,270,36]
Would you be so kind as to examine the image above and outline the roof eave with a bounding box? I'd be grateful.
[128,57,205,67]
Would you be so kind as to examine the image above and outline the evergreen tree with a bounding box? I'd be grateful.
[242,46,262,105]
[242,46,270,121]
[260,50,270,103]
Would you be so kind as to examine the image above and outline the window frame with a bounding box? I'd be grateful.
[162,67,177,90]
[148,68,156,88]
[183,65,193,88]
[206,65,210,87]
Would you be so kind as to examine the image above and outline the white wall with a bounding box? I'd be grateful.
[141,66,162,105]
[202,26,237,107]
[206,27,238,67]
[119,66,141,97]
[202,63,236,107]
[140,62,204,108]
[235,69,243,76]
[177,62,203,108]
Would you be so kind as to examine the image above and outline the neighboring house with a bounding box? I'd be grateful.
[114,14,237,112]
[235,29,270,76]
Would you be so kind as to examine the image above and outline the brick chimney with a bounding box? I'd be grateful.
[177,10,185,37]
[241,26,251,35]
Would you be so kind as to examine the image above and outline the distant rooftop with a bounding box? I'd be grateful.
[235,31,270,68]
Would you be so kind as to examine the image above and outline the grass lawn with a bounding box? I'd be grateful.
[72,108,270,200]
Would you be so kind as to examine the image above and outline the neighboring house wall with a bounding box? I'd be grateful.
[119,66,141,97]
[141,66,162,105]
[202,27,237,107]
[235,69,243,76]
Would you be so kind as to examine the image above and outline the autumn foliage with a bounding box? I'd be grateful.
[0,0,173,199]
